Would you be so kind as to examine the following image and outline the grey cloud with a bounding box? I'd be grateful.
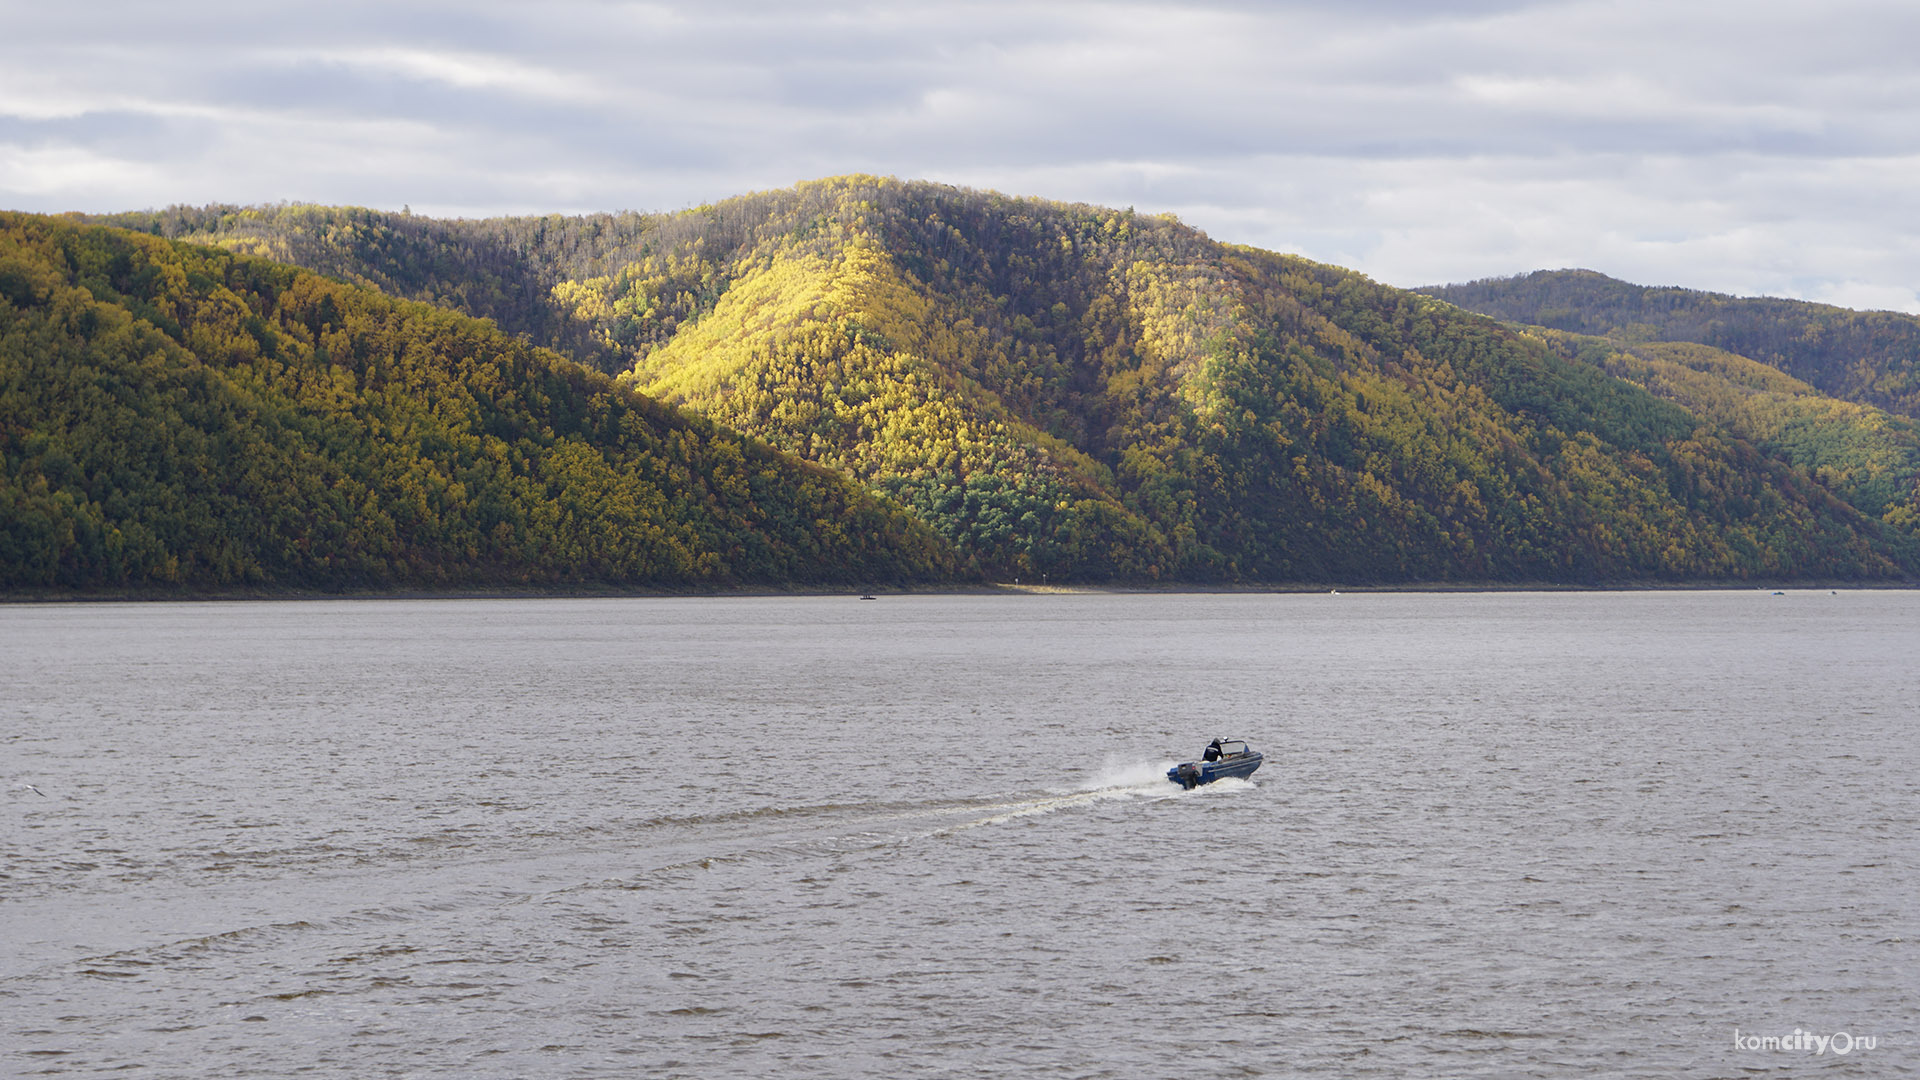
[4,0,1920,309]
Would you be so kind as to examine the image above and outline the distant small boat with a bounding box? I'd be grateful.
[1168,738,1263,789]
[859,595,877,600]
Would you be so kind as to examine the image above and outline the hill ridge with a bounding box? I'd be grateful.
[57,178,1920,584]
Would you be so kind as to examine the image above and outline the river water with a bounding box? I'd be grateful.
[2,592,1915,1077]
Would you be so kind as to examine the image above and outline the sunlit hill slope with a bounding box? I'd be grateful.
[0,213,955,591]
[75,178,1920,585]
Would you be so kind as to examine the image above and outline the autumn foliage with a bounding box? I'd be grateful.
[41,178,1920,587]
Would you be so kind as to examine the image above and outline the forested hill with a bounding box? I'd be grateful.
[0,213,957,591]
[1424,270,1920,420]
[91,202,648,376]
[1510,330,1920,541]
[86,178,1920,584]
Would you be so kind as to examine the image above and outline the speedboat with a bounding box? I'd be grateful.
[1167,738,1263,789]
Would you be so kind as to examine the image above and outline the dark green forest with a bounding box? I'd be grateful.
[20,178,1920,589]
[0,213,955,591]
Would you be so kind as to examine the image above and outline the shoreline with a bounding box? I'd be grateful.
[5,578,1916,603]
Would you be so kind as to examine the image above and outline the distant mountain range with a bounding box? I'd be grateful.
[1425,269,1920,418]
[1425,271,1920,539]
[5,177,1915,591]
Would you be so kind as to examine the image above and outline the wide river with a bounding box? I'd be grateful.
[2,592,1914,1077]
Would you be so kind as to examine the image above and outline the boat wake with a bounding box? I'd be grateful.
[1066,758,1259,798]
[1071,759,1183,792]
[16,765,1258,989]
[917,757,1258,832]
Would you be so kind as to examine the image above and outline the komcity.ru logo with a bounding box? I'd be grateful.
[1734,1028,1877,1055]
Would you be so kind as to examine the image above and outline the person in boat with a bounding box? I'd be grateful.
[1203,738,1223,762]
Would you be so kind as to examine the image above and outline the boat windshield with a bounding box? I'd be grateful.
[1215,740,1249,757]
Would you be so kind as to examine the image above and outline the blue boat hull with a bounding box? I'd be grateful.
[1167,751,1263,789]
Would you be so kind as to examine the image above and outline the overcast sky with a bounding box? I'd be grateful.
[5,0,1918,310]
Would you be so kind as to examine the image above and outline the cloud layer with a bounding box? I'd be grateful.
[5,0,1918,309]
